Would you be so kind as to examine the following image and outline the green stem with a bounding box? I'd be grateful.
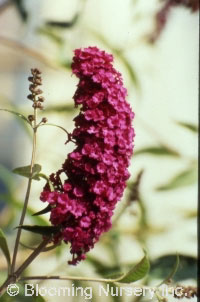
[10,108,37,275]
[0,238,50,297]
[38,123,70,136]
[20,275,116,283]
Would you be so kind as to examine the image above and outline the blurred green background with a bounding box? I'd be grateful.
[0,0,198,301]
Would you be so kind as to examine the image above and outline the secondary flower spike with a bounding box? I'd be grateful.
[40,47,135,265]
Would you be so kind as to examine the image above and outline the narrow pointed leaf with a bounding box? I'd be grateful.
[117,254,150,283]
[20,241,60,252]
[16,225,60,236]
[32,204,52,216]
[134,146,180,157]
[0,228,11,273]
[12,164,42,180]
[46,14,79,28]
[37,173,49,181]
[176,121,198,133]
[156,167,197,191]
[37,173,54,191]
[0,108,30,124]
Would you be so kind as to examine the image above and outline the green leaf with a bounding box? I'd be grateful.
[20,241,60,252]
[16,225,60,236]
[149,254,197,282]
[12,164,42,180]
[0,228,11,274]
[134,146,180,157]
[176,121,198,133]
[36,173,54,191]
[0,108,30,125]
[156,167,197,191]
[32,204,52,216]
[37,173,49,181]
[46,14,79,28]
[158,254,179,285]
[117,253,150,283]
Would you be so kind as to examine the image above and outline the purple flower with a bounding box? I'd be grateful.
[40,47,135,265]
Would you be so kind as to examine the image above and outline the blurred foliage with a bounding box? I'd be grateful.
[46,13,79,29]
[134,145,180,157]
[0,1,198,301]
[157,254,180,286]
[13,0,28,21]
[176,121,198,133]
[156,164,198,191]
[149,254,197,282]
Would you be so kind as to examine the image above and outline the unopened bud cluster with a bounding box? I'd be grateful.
[27,68,45,110]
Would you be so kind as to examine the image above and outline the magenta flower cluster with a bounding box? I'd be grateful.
[40,47,135,265]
